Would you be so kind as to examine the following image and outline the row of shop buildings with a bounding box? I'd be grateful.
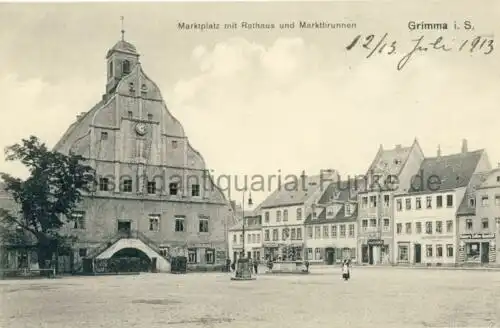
[228,139,500,266]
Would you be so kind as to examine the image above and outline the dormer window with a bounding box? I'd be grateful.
[129,82,135,92]
[101,132,108,140]
[345,203,352,216]
[123,60,131,74]
[497,176,500,182]
[148,114,153,120]
[108,61,113,78]
[469,198,475,207]
[128,111,133,119]
[394,159,401,165]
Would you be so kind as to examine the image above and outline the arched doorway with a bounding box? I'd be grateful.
[109,248,152,272]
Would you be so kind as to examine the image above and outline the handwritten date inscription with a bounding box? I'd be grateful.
[346,33,494,71]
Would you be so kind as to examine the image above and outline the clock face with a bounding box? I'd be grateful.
[135,123,147,136]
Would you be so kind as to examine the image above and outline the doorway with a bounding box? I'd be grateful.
[414,244,421,264]
[369,246,374,265]
[326,248,335,265]
[481,242,489,264]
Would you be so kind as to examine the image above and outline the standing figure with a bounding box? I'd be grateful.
[341,260,350,281]
[253,258,258,275]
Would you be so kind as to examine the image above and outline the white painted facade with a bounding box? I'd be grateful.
[228,227,262,262]
[393,188,466,265]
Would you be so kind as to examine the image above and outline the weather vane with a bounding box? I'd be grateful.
[120,16,125,41]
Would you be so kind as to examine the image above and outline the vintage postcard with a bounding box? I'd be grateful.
[0,1,499,327]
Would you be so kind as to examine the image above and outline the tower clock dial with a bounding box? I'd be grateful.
[135,122,147,136]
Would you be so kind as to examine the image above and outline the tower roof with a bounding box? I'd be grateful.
[106,40,139,58]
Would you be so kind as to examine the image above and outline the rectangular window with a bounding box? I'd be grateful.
[296,228,302,240]
[276,210,281,222]
[481,196,489,206]
[148,214,160,232]
[127,111,133,118]
[315,248,322,260]
[257,234,261,243]
[147,181,156,194]
[425,221,432,234]
[79,248,87,257]
[383,218,390,231]
[384,195,390,207]
[345,203,352,216]
[281,229,287,241]
[340,225,346,238]
[446,244,454,257]
[171,140,178,148]
[405,198,411,210]
[188,248,197,264]
[296,208,302,220]
[175,217,185,232]
[169,182,178,195]
[369,196,377,207]
[99,177,109,191]
[495,196,500,206]
[416,197,422,209]
[147,113,153,121]
[416,222,422,234]
[436,195,443,208]
[426,196,432,209]
[405,222,412,234]
[122,179,132,192]
[283,210,288,221]
[362,197,368,208]
[466,219,473,231]
[446,220,453,233]
[307,226,313,238]
[348,224,355,238]
[426,245,433,257]
[72,212,86,229]
[199,216,209,233]
[101,131,108,140]
[446,195,453,207]
[362,219,368,229]
[398,245,409,262]
[233,234,237,243]
[482,218,489,230]
[436,244,443,257]
[323,225,329,238]
[264,212,269,223]
[272,229,279,241]
[264,230,270,241]
[314,226,321,239]
[396,199,402,211]
[191,184,200,197]
[331,225,337,238]
[370,219,377,227]
[307,248,313,260]
[396,223,402,234]
[436,221,442,234]
[291,228,296,240]
[205,249,215,264]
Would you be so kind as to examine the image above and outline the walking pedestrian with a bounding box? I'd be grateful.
[253,258,258,274]
[341,260,350,281]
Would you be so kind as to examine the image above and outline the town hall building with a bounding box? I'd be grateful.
[48,33,235,272]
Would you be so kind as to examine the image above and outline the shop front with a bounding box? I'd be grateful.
[359,238,391,265]
[459,233,496,264]
[263,242,280,261]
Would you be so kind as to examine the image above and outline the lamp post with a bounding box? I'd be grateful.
[231,190,255,280]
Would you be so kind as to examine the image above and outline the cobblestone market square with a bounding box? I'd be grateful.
[1,268,499,328]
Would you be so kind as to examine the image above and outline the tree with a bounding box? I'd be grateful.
[0,136,94,270]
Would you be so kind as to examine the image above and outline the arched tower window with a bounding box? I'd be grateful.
[108,61,113,78]
[122,60,131,74]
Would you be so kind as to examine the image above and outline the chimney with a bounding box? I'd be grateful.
[395,144,402,150]
[461,139,468,153]
[437,145,441,157]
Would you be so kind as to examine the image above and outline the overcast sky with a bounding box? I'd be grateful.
[0,2,499,205]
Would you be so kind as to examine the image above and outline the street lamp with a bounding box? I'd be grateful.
[231,190,255,281]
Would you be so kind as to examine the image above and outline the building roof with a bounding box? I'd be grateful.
[305,203,358,225]
[317,180,359,204]
[106,40,139,58]
[367,143,413,178]
[456,171,490,216]
[259,172,335,209]
[408,149,484,194]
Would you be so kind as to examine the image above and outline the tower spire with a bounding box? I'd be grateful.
[120,16,125,41]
